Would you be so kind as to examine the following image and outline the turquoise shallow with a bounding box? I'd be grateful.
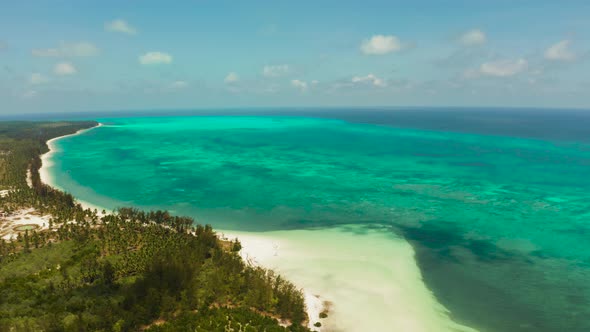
[46,109,590,331]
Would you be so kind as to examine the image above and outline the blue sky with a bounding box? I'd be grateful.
[1,0,589,114]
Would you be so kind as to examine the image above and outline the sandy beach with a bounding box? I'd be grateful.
[39,123,110,214]
[221,227,478,332]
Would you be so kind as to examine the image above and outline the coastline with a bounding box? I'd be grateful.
[38,122,478,332]
[219,230,327,331]
[37,123,326,330]
[221,228,479,332]
[39,123,110,214]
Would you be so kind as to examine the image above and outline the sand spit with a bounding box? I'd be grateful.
[221,227,478,332]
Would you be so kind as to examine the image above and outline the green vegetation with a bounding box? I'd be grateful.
[0,121,311,332]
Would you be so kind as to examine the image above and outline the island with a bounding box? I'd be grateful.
[0,121,318,332]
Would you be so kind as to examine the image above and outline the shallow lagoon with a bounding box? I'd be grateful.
[44,112,590,331]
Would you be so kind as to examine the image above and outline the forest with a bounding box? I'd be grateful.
[0,121,313,332]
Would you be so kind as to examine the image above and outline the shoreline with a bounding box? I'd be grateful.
[220,228,479,332]
[39,123,110,214]
[37,121,478,332]
[37,123,326,330]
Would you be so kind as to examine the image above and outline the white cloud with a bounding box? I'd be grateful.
[139,52,173,65]
[479,59,528,77]
[545,40,576,61]
[263,64,290,77]
[311,80,319,85]
[360,35,402,55]
[459,29,487,46]
[291,79,308,92]
[54,62,77,75]
[352,74,387,87]
[170,81,188,89]
[32,41,99,57]
[105,19,137,35]
[30,73,49,85]
[224,72,239,83]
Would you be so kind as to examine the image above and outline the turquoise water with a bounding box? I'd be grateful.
[46,112,590,331]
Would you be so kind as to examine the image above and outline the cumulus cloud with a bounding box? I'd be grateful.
[32,41,99,57]
[360,35,402,55]
[263,64,290,77]
[459,29,487,46]
[544,40,576,61]
[291,79,308,92]
[139,52,173,65]
[105,19,137,35]
[479,59,528,77]
[351,74,387,87]
[30,73,49,85]
[224,72,239,83]
[54,62,77,75]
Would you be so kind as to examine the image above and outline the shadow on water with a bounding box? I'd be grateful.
[290,220,590,332]
[44,110,590,332]
[395,223,590,332]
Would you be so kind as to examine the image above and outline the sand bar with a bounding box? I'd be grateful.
[221,226,478,332]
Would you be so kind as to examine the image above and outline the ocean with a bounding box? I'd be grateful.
[41,108,590,331]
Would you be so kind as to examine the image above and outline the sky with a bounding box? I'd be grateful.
[1,0,589,114]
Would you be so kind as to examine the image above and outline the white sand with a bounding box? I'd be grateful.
[0,208,52,241]
[304,292,324,330]
[221,227,478,332]
[26,170,33,188]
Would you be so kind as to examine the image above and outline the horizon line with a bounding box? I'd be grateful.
[2,105,590,120]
